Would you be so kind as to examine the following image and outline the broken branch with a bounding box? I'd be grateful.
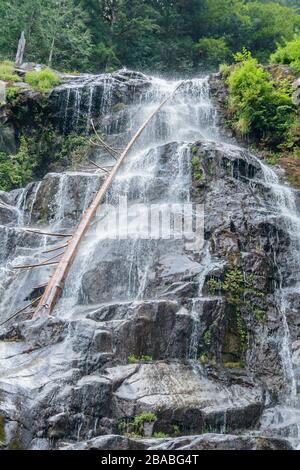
[0,295,42,327]
[90,120,119,159]
[23,229,72,238]
[42,243,69,255]
[88,160,110,174]
[13,261,59,270]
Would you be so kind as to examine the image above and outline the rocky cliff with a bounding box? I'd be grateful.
[0,70,299,450]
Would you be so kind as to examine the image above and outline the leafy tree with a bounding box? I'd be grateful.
[240,2,300,62]
[196,37,232,69]
[0,0,299,72]
[0,0,92,71]
[0,137,36,191]
[270,36,300,74]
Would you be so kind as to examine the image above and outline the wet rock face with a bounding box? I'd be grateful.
[190,141,295,395]
[20,172,104,227]
[50,70,152,134]
[0,134,298,449]
[0,192,19,225]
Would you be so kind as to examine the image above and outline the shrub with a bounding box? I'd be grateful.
[270,37,300,75]
[219,63,231,79]
[58,133,90,167]
[131,412,157,436]
[0,61,20,82]
[0,137,36,191]
[5,87,21,105]
[24,69,61,93]
[227,49,297,148]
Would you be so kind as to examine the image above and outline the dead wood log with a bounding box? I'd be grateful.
[88,160,110,173]
[90,120,119,159]
[0,295,41,327]
[13,261,59,270]
[34,82,183,318]
[23,229,72,238]
[42,243,69,255]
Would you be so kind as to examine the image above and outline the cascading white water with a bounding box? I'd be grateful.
[54,75,219,318]
[1,71,300,446]
[254,158,300,445]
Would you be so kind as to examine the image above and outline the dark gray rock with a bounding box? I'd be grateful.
[146,433,293,450]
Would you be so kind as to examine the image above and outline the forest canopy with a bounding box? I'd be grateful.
[0,0,299,73]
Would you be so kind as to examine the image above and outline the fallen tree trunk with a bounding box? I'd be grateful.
[34,82,182,317]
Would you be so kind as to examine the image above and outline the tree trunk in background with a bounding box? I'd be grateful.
[15,31,26,67]
[48,36,56,66]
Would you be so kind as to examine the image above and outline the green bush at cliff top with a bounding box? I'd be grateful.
[270,37,300,75]
[227,49,296,148]
[0,137,36,191]
[0,61,20,82]
[24,69,61,93]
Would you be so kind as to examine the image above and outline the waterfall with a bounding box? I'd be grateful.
[254,158,300,445]
[55,76,218,316]
[1,70,300,448]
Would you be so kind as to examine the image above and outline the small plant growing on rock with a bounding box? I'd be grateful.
[191,155,205,181]
[207,277,222,295]
[254,309,266,323]
[172,425,181,437]
[203,330,212,346]
[198,353,209,365]
[128,354,153,364]
[223,361,242,369]
[131,412,157,437]
[191,156,200,166]
[153,432,169,439]
[207,268,266,351]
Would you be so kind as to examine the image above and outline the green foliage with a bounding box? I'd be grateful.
[0,0,92,72]
[0,137,36,191]
[191,156,200,167]
[191,155,204,181]
[227,50,297,149]
[172,425,181,437]
[223,361,242,369]
[270,36,300,74]
[58,133,90,168]
[5,87,21,105]
[199,353,209,365]
[24,69,61,93]
[153,432,169,439]
[219,63,232,79]
[8,439,23,450]
[207,268,266,348]
[203,330,212,346]
[0,61,20,82]
[0,1,299,72]
[254,308,266,323]
[131,412,157,436]
[240,2,300,62]
[0,416,5,443]
[196,38,232,68]
[128,354,153,364]
[207,278,222,294]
